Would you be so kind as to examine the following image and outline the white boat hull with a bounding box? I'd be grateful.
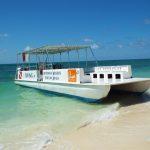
[111,78,150,92]
[15,78,150,101]
[15,80,111,100]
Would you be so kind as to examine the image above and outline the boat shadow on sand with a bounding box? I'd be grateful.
[99,89,150,107]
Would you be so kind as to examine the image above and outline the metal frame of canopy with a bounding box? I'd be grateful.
[16,45,98,71]
[17,45,90,55]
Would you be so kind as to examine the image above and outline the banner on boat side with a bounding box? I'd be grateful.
[94,65,132,79]
[17,70,38,81]
[68,69,77,83]
[43,69,81,84]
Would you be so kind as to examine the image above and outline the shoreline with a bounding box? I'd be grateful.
[3,95,150,150]
[47,91,150,150]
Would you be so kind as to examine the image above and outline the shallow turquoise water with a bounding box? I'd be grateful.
[0,59,150,147]
[0,81,103,132]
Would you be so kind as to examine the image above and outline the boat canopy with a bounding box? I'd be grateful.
[18,45,91,55]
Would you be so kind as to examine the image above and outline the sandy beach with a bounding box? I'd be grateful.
[47,90,150,150]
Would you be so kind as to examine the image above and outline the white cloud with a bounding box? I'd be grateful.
[0,49,7,54]
[117,44,123,48]
[135,40,145,47]
[61,43,65,46]
[91,43,99,49]
[144,19,150,25]
[3,33,8,37]
[24,46,31,51]
[128,39,149,48]
[83,38,93,42]
[0,33,8,38]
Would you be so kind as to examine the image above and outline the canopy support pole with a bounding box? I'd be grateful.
[60,52,62,63]
[45,49,49,69]
[15,54,19,79]
[16,53,19,68]
[85,48,88,68]
[67,51,70,68]
[28,54,30,70]
[90,47,98,66]
[36,50,38,70]
[52,54,55,70]
[77,50,80,68]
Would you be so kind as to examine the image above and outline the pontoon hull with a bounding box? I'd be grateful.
[15,80,111,100]
[111,78,150,93]
[15,78,150,101]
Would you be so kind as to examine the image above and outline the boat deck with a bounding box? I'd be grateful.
[110,78,150,93]
[81,78,150,85]
[80,78,150,93]
[111,78,150,85]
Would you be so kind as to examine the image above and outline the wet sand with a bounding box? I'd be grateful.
[48,90,150,150]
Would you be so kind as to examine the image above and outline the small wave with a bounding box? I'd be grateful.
[144,88,150,96]
[25,132,53,150]
[5,132,53,150]
[79,103,120,129]
[0,144,4,150]
[142,88,150,103]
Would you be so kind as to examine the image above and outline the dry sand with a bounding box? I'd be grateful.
[48,91,150,150]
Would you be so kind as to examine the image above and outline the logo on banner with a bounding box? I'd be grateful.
[68,69,77,82]
[19,71,22,79]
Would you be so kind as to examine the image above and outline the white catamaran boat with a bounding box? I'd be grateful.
[15,45,150,101]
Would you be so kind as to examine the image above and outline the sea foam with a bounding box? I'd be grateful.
[79,103,120,128]
[0,144,4,150]
[144,88,150,96]
[8,132,53,150]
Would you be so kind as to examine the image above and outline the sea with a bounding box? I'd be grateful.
[0,59,150,149]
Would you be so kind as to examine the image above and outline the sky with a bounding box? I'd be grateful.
[0,0,150,64]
